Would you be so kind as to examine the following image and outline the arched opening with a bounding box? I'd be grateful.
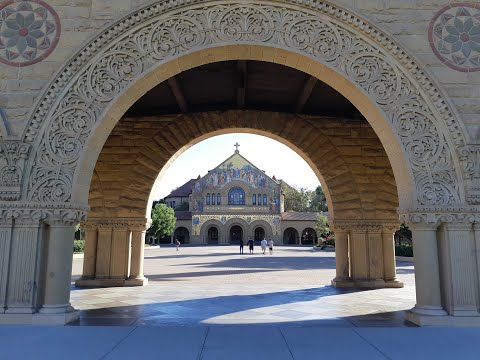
[254,227,265,241]
[283,228,299,245]
[174,227,190,244]
[207,226,219,244]
[230,225,243,244]
[301,228,317,245]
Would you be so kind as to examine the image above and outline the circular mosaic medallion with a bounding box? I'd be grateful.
[0,0,61,67]
[429,3,480,72]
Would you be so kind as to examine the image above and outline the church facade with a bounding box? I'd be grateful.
[165,147,321,245]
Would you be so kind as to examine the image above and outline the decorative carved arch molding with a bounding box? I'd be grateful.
[18,0,471,213]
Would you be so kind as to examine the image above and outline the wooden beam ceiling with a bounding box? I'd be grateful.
[295,76,318,113]
[236,60,247,108]
[168,76,188,113]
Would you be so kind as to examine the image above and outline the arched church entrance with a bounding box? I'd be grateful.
[301,228,317,245]
[207,227,219,244]
[230,225,243,244]
[2,0,475,328]
[174,227,190,244]
[284,228,299,245]
[254,227,265,241]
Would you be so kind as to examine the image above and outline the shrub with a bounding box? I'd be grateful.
[74,240,85,254]
[395,244,413,257]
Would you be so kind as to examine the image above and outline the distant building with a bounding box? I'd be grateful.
[163,147,323,244]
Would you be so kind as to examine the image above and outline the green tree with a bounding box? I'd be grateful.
[283,185,311,212]
[316,215,333,239]
[148,203,176,239]
[308,186,328,212]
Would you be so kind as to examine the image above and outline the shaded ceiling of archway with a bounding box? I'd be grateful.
[126,61,363,119]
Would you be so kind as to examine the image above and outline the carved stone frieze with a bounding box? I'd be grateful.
[459,145,480,205]
[0,142,31,201]
[20,0,467,207]
[87,218,148,231]
[0,202,88,225]
[333,220,400,233]
[399,207,480,227]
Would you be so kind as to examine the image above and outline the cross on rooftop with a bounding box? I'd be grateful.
[234,142,240,153]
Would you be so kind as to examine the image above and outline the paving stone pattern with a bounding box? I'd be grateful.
[70,246,416,327]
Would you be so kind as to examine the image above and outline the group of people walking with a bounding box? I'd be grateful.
[239,238,274,255]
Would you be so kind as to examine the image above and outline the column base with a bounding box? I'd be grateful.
[385,278,404,288]
[0,308,79,325]
[331,278,386,289]
[75,277,148,287]
[125,277,148,286]
[406,309,480,327]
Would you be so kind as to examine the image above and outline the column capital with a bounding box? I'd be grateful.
[333,220,399,233]
[0,202,88,226]
[399,207,480,228]
[88,218,148,231]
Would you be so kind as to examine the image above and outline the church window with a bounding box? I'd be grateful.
[263,194,267,205]
[212,193,216,205]
[206,193,210,205]
[258,194,261,206]
[217,193,221,205]
[228,187,245,205]
[252,194,256,205]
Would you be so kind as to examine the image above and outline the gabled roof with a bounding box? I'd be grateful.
[165,179,196,198]
[281,212,322,221]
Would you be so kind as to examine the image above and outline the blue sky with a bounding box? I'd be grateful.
[153,133,321,199]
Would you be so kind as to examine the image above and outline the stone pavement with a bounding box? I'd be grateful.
[70,246,416,327]
[3,246,480,359]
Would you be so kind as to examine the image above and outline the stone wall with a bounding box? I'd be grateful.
[0,1,478,141]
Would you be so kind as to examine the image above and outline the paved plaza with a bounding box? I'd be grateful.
[3,246,480,359]
[70,246,416,327]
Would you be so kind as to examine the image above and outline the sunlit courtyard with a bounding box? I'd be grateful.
[70,246,415,327]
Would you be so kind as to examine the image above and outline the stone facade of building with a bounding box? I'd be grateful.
[166,149,321,245]
[0,1,479,327]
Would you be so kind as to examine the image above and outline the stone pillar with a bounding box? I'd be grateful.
[126,226,148,286]
[331,229,350,287]
[36,220,79,324]
[80,223,97,280]
[383,225,403,288]
[5,217,43,315]
[76,218,148,288]
[0,218,13,313]
[406,222,447,322]
[439,220,478,317]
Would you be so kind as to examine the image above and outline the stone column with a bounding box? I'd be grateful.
[126,225,148,286]
[0,218,13,313]
[383,225,403,288]
[407,223,447,319]
[37,220,79,324]
[110,227,131,280]
[439,220,478,317]
[5,216,43,315]
[331,228,350,287]
[80,223,97,280]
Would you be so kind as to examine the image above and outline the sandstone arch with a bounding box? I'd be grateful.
[0,0,478,327]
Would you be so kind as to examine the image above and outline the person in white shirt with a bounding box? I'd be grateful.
[268,238,274,255]
[261,238,267,255]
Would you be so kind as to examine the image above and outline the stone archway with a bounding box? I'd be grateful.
[284,228,299,245]
[1,0,478,327]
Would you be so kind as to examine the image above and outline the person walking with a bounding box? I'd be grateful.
[268,238,274,255]
[239,238,244,254]
[247,237,254,254]
[261,238,267,255]
[175,238,180,251]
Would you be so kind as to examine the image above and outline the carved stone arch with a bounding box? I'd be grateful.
[249,219,273,239]
[20,0,470,210]
[200,219,224,243]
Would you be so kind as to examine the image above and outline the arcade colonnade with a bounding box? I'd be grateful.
[0,0,478,327]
